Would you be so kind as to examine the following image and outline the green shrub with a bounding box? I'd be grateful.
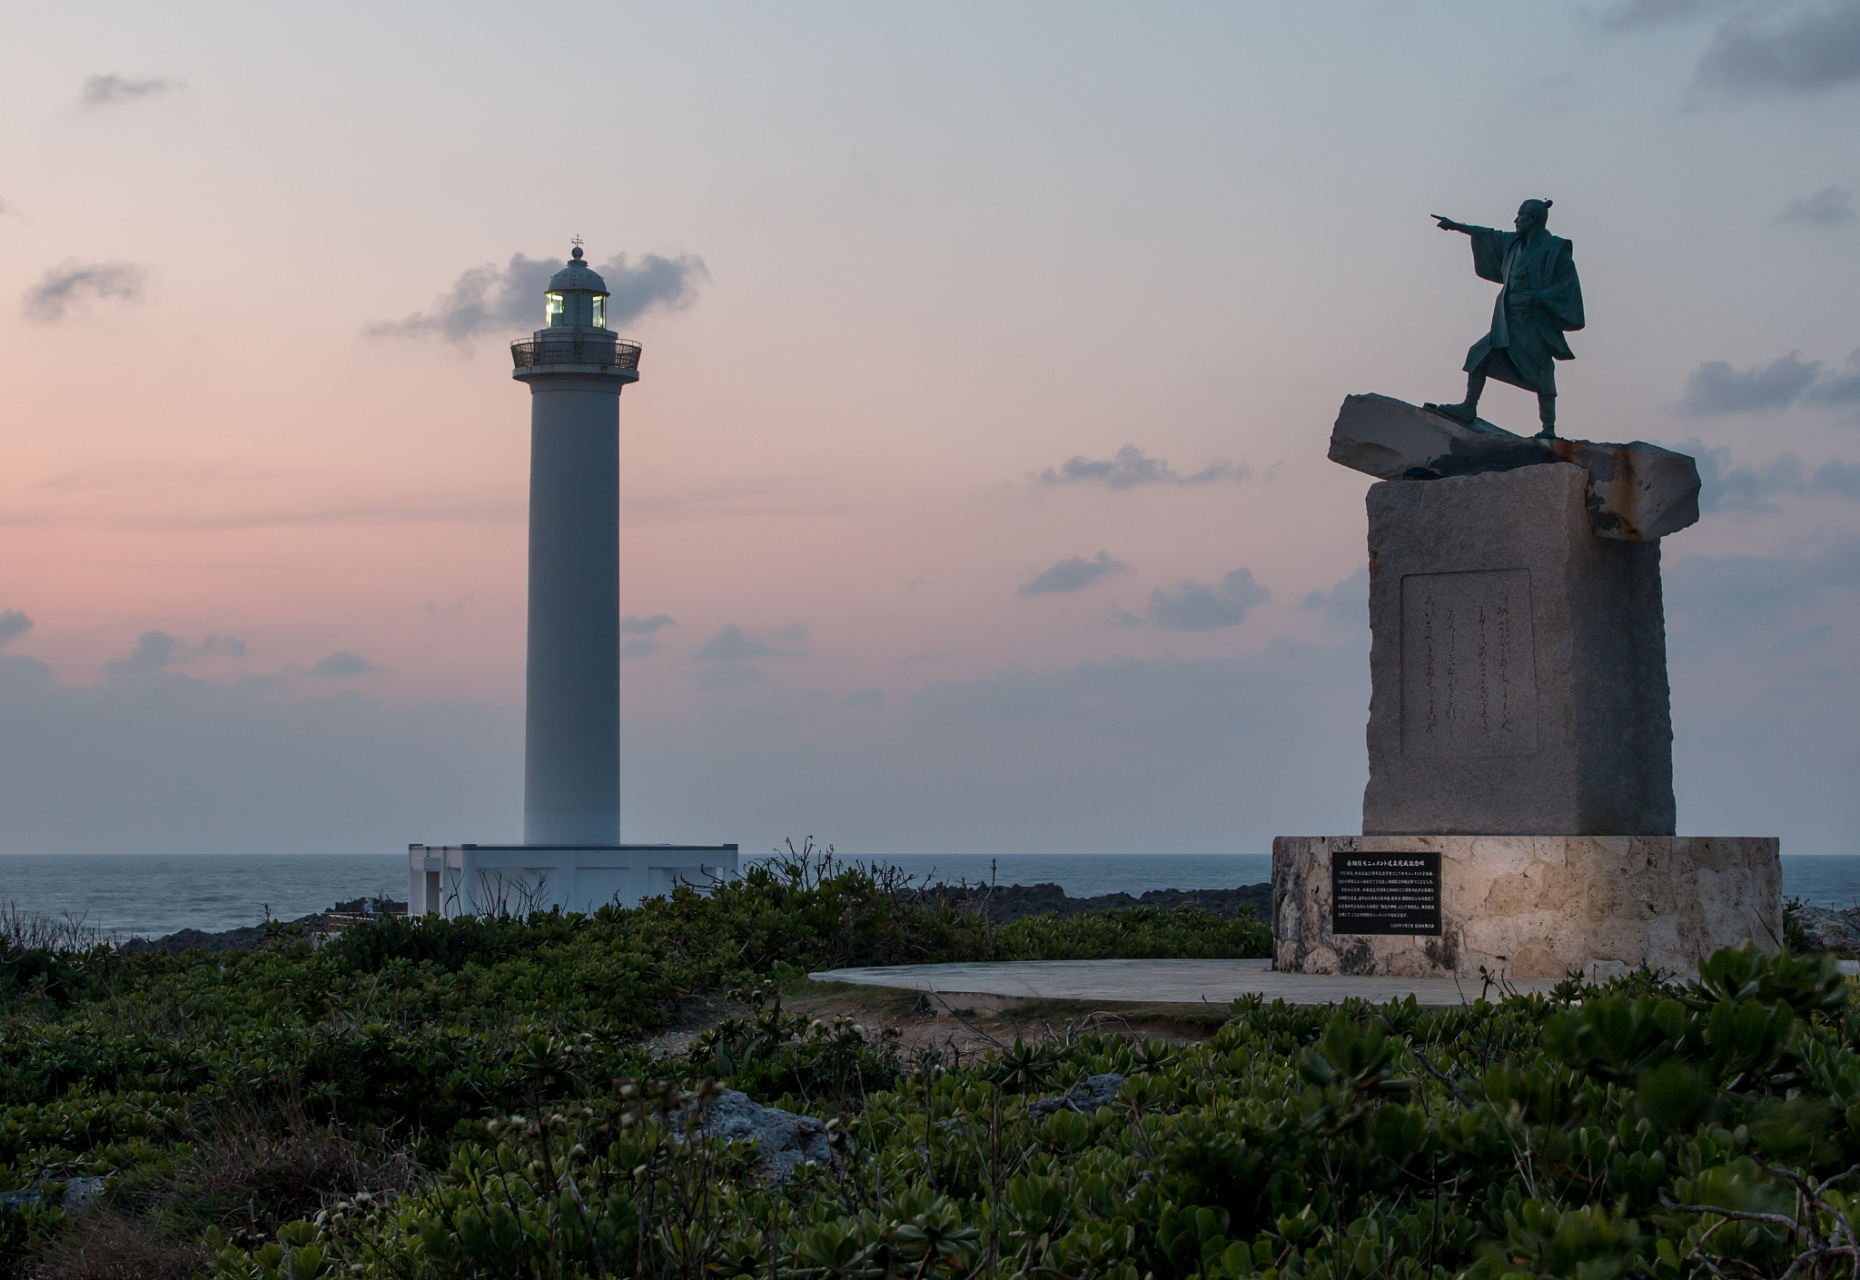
[9,847,1857,1280]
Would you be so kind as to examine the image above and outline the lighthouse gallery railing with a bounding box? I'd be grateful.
[510,337,642,370]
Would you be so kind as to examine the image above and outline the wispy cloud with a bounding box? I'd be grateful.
[370,250,708,342]
[1302,568,1369,635]
[1695,0,1860,96]
[1678,352,1823,416]
[21,260,147,322]
[1806,350,1860,407]
[1666,531,1860,646]
[691,624,804,662]
[80,74,184,108]
[1112,568,1269,631]
[1031,445,1248,490]
[1591,0,1715,30]
[1677,349,1860,416]
[308,651,381,678]
[621,615,677,659]
[103,631,246,678]
[1017,551,1129,597]
[0,611,31,649]
[1780,187,1856,225]
[1680,441,1860,511]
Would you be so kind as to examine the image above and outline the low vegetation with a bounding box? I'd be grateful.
[1,847,1855,1280]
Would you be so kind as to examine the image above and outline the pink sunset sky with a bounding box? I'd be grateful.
[2,2,1857,859]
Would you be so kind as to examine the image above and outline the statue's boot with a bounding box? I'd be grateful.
[1533,393,1557,440]
[1425,369,1486,426]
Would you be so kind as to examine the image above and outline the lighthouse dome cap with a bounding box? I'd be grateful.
[547,246,608,295]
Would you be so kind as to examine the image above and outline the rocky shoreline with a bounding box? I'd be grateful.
[119,897,407,955]
[1794,904,1860,957]
[101,888,1853,957]
[921,881,1273,926]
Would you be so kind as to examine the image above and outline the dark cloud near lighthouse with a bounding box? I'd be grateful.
[370,251,709,342]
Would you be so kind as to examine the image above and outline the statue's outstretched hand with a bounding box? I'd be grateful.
[1432,215,1465,233]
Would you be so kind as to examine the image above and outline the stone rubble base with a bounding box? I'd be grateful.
[1272,835,1780,980]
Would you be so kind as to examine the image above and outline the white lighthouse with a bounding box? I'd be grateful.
[515,246,627,846]
[408,246,736,917]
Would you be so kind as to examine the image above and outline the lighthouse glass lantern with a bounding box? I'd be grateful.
[540,247,611,329]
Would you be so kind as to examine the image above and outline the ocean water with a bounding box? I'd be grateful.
[2,851,1856,941]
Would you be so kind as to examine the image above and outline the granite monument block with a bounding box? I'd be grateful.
[1362,459,1675,836]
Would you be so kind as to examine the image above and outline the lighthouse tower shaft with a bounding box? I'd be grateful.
[524,384,620,844]
[510,248,641,846]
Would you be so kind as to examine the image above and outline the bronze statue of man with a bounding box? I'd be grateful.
[1425,199,1584,440]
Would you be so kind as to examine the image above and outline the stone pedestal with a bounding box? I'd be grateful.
[1267,395,1780,981]
[1272,835,1782,980]
[1363,461,1675,835]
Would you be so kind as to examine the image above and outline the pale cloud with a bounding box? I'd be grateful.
[22,261,148,322]
[1031,445,1248,489]
[103,631,246,677]
[1017,551,1129,597]
[1113,568,1269,631]
[691,624,804,662]
[1677,352,1823,416]
[80,74,183,107]
[1591,0,1715,30]
[1664,531,1860,647]
[621,615,677,659]
[308,651,381,678]
[1302,568,1370,634]
[0,611,31,649]
[1695,0,1860,96]
[1806,351,1860,407]
[1679,440,1860,511]
[1780,187,1856,225]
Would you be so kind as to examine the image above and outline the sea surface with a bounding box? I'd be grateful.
[2,851,1857,941]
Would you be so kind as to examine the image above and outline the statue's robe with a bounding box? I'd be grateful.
[1461,226,1584,397]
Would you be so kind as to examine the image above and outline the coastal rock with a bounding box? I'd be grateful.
[0,1176,108,1213]
[1029,1073,1126,1118]
[1792,905,1860,957]
[1329,393,1701,541]
[688,1090,831,1179]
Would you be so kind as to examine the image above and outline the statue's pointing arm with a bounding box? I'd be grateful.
[1429,214,1508,283]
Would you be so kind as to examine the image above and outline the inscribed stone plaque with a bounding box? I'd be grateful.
[1400,569,1536,758]
[1330,850,1442,935]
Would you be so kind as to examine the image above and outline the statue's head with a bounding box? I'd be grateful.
[1515,199,1552,233]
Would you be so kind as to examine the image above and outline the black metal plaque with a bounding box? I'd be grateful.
[1331,850,1442,935]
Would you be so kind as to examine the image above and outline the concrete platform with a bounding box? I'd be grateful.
[808,959,1564,1006]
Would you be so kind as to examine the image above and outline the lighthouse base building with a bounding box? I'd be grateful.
[409,246,735,917]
